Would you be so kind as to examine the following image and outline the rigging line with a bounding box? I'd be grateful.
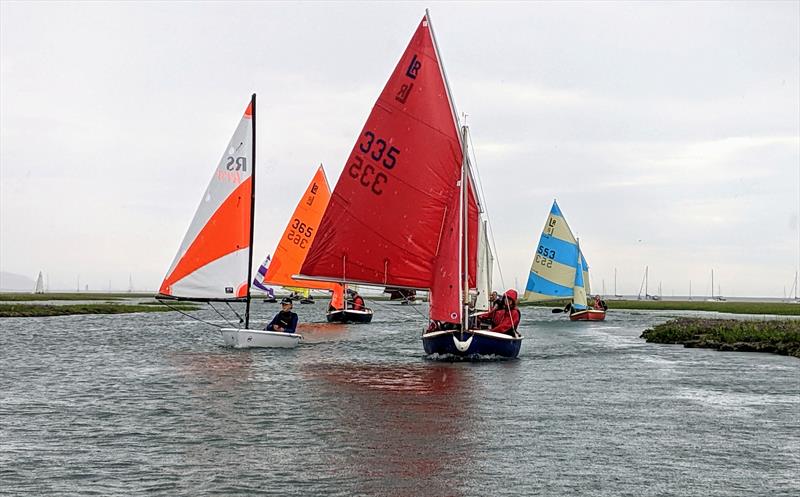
[466,129,507,289]
[156,299,223,329]
[225,301,244,323]
[363,296,429,321]
[208,302,237,328]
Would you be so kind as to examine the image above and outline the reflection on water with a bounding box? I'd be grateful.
[306,363,474,497]
[0,305,798,496]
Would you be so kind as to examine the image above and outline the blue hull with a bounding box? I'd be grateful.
[422,330,522,359]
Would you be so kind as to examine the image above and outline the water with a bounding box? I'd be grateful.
[1,302,798,496]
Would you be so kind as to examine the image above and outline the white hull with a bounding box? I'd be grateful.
[219,328,302,349]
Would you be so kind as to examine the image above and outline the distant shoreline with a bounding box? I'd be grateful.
[522,299,800,316]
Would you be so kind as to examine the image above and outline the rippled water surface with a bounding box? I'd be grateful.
[1,302,798,496]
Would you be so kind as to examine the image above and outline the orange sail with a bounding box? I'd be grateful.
[263,165,341,293]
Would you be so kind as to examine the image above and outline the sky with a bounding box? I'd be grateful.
[1,1,798,297]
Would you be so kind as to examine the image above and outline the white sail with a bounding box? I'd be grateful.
[34,271,44,294]
[159,100,254,300]
[475,219,493,311]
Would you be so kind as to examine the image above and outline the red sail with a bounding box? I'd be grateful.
[299,15,476,324]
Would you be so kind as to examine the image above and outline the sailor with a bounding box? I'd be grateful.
[266,298,298,333]
[347,289,365,311]
[479,289,521,335]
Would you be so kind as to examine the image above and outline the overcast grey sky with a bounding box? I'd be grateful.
[1,1,798,297]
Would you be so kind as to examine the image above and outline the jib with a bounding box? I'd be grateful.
[226,156,247,171]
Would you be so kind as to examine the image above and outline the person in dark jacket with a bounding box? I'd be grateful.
[266,298,299,333]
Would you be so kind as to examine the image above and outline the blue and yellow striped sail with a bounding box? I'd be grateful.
[572,243,588,310]
[524,200,580,302]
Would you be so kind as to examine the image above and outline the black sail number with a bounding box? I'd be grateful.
[352,130,400,196]
[535,245,555,268]
[348,156,387,196]
[358,130,400,169]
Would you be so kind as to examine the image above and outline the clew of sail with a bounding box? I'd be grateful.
[524,200,581,302]
[159,101,253,300]
[298,15,478,324]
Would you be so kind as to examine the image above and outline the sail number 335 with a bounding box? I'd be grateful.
[348,130,400,196]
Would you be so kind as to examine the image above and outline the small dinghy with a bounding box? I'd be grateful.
[156,95,303,348]
[326,308,374,324]
[220,328,301,348]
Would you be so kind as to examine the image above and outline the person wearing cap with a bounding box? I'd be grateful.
[346,288,365,311]
[266,298,299,333]
[477,289,520,335]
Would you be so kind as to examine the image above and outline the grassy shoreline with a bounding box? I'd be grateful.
[0,303,199,318]
[521,299,800,315]
[0,292,155,301]
[641,318,800,358]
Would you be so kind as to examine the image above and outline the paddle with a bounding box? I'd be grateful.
[551,308,564,314]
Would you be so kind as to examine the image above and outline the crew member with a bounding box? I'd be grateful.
[266,298,298,333]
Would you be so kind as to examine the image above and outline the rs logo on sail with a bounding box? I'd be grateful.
[226,156,247,171]
[217,156,247,184]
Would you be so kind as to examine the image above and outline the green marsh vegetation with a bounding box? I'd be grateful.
[0,292,155,301]
[0,303,199,318]
[641,318,800,358]
[0,293,199,317]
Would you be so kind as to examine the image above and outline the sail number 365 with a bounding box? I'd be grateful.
[348,130,400,196]
[287,218,313,249]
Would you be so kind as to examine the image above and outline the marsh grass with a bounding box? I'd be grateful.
[641,318,800,358]
[0,292,155,302]
[0,303,199,318]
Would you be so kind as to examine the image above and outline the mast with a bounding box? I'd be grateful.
[460,124,469,332]
[244,93,256,329]
[711,269,714,299]
[645,266,649,298]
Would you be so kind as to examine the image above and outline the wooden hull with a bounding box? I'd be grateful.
[422,329,522,358]
[569,309,606,321]
[326,308,373,324]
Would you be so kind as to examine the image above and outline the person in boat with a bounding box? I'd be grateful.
[478,289,521,335]
[593,295,608,311]
[266,297,298,333]
[346,289,365,311]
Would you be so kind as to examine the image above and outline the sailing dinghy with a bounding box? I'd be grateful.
[524,200,606,321]
[259,165,363,319]
[297,12,521,357]
[157,95,301,348]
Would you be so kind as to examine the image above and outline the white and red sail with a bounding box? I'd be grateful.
[299,15,478,324]
[159,100,254,300]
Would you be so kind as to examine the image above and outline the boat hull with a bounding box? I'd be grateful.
[569,309,606,321]
[422,329,522,358]
[219,328,302,348]
[326,309,373,324]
